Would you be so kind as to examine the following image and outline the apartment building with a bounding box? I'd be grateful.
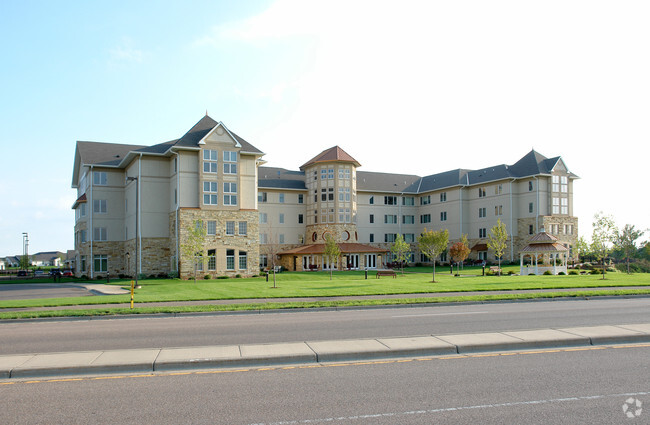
[71,115,578,278]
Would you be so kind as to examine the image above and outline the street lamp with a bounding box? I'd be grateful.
[22,232,29,270]
[126,176,141,288]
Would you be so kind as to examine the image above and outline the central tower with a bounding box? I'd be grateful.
[300,146,360,244]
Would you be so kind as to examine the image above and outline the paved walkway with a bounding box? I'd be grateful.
[2,323,649,380]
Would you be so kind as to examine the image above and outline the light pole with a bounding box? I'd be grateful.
[126,176,141,288]
[22,232,29,270]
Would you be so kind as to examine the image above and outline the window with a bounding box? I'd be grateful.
[260,233,268,244]
[239,251,247,270]
[207,249,216,270]
[478,187,486,198]
[207,220,217,235]
[279,193,285,203]
[369,234,375,243]
[279,234,285,244]
[384,196,397,205]
[403,196,414,206]
[321,188,327,202]
[259,213,267,224]
[258,192,267,203]
[223,151,237,174]
[226,249,235,270]
[338,188,350,202]
[203,150,218,173]
[298,214,303,224]
[279,213,284,224]
[479,228,487,238]
[479,207,486,218]
[203,181,218,205]
[226,221,235,235]
[223,182,237,205]
[529,181,534,191]
[328,188,334,201]
[403,233,415,243]
[94,255,108,272]
[529,202,534,214]
[80,203,86,217]
[259,254,268,268]
[421,195,431,205]
[440,211,447,221]
[339,168,350,179]
[561,176,568,193]
[298,194,303,204]
[80,255,86,272]
[369,214,374,224]
[440,192,447,202]
[321,169,327,180]
[80,229,87,243]
[495,184,502,195]
[384,214,397,224]
[369,196,374,205]
[552,197,560,214]
[495,205,503,216]
[93,172,107,185]
[561,198,568,214]
[403,215,415,224]
[94,227,107,241]
[238,221,247,235]
[420,214,431,224]
[529,225,535,235]
[385,233,397,243]
[93,199,107,214]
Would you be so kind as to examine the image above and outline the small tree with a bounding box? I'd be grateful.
[574,236,590,263]
[449,234,471,276]
[417,228,449,283]
[181,219,206,284]
[20,254,30,271]
[390,234,411,275]
[615,224,645,274]
[261,232,282,288]
[323,234,341,280]
[591,212,616,280]
[487,219,508,276]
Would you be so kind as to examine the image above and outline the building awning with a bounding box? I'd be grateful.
[279,243,387,256]
[71,193,87,209]
[471,243,488,252]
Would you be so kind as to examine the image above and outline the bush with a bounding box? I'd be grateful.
[591,269,604,275]
[204,275,210,280]
[168,271,179,279]
[569,270,579,275]
[543,270,553,275]
[235,274,242,278]
[217,275,229,279]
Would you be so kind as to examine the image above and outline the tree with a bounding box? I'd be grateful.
[449,234,471,276]
[487,219,508,276]
[590,212,616,280]
[19,254,30,270]
[323,234,341,280]
[615,224,645,274]
[390,234,411,275]
[260,232,282,288]
[181,219,206,284]
[417,228,449,283]
[574,236,590,263]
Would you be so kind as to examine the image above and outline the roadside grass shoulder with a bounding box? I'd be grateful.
[0,268,649,310]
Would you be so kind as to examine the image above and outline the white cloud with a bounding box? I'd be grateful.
[109,37,144,63]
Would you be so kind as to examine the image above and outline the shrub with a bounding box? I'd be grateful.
[217,275,229,279]
[569,270,579,275]
[168,271,179,279]
[591,269,604,275]
[543,270,553,275]
[204,275,210,280]
[558,271,566,276]
[235,274,242,278]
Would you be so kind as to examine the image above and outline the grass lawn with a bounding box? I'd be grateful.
[1,266,649,311]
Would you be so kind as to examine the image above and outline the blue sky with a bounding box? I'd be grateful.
[1,0,648,255]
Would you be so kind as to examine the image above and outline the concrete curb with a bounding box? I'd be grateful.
[2,323,649,380]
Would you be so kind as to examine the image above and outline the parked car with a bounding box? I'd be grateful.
[17,270,28,276]
[62,270,73,277]
[49,268,62,277]
[34,270,45,277]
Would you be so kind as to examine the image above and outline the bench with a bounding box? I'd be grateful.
[376,270,396,278]
[489,266,501,274]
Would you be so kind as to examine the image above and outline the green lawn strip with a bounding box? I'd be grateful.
[1,289,649,320]
[1,271,649,309]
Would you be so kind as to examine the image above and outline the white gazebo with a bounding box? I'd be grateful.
[520,230,569,275]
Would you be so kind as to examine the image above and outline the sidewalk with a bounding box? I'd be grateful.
[2,323,649,380]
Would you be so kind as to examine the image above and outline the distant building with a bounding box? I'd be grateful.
[71,115,579,278]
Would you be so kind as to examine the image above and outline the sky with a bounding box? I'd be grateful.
[1,0,648,256]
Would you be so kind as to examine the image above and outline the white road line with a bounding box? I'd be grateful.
[248,391,650,425]
[391,311,489,318]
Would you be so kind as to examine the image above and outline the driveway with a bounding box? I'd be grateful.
[0,283,127,300]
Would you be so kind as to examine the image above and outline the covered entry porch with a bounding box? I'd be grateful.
[278,243,388,272]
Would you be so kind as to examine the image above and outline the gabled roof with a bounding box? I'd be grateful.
[300,146,361,170]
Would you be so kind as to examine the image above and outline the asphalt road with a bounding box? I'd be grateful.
[1,343,647,424]
[1,297,649,355]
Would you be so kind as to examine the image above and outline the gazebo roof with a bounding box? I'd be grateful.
[520,231,568,253]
